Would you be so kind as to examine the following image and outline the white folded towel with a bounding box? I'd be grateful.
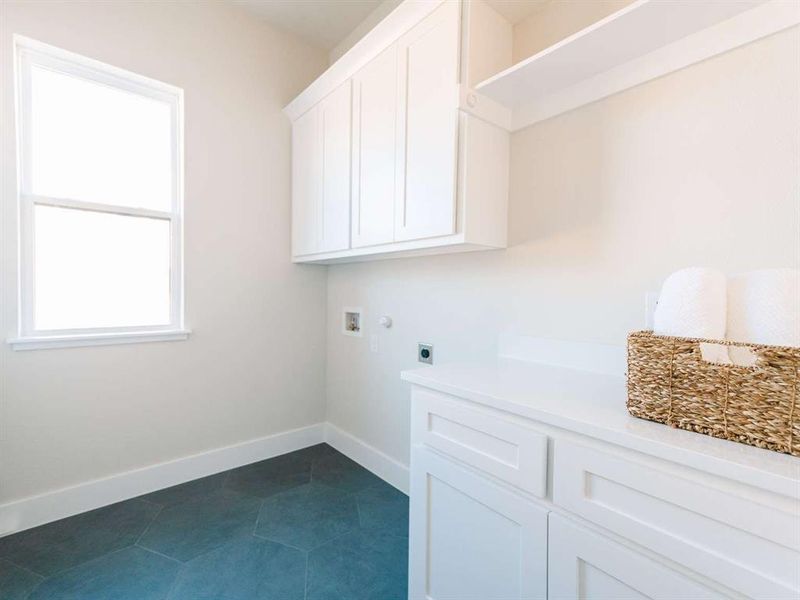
[727,268,800,348]
[654,268,729,363]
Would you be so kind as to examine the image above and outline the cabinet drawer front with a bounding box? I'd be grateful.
[409,447,548,600]
[548,514,727,599]
[412,388,547,497]
[553,440,800,599]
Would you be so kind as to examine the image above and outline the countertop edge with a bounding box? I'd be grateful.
[401,368,800,498]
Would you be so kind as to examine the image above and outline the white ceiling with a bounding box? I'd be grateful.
[233,0,551,52]
[233,0,386,51]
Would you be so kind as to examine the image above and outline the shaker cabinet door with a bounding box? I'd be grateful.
[394,0,460,242]
[408,447,548,600]
[351,44,398,248]
[291,105,321,257]
[319,80,352,253]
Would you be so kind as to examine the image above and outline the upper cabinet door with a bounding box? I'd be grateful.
[319,81,352,253]
[394,1,460,242]
[351,44,398,248]
[291,105,321,257]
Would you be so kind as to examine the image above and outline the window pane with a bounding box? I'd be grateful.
[30,65,173,211]
[34,205,171,330]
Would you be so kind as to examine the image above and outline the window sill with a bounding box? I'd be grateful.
[7,329,191,351]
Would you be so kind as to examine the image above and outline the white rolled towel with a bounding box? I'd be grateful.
[654,268,729,363]
[727,268,800,349]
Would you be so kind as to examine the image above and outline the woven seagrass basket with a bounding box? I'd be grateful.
[627,331,800,456]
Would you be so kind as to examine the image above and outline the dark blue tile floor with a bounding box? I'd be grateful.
[0,444,409,600]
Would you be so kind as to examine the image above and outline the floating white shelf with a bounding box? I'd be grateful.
[475,0,796,131]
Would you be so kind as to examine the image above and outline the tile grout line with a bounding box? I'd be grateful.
[251,531,308,553]
[135,504,164,546]
[251,498,266,536]
[138,497,164,509]
[0,556,46,581]
[354,490,363,528]
[303,551,309,600]
[161,556,184,600]
[0,555,33,579]
[221,466,235,490]
[38,544,135,582]
[133,544,185,566]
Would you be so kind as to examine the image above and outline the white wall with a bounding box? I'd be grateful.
[512,0,633,63]
[326,26,800,468]
[329,0,403,63]
[0,1,328,505]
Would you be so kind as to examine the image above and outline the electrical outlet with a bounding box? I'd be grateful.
[370,334,379,353]
[418,343,433,364]
[644,291,659,330]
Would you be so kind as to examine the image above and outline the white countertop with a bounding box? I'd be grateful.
[402,359,800,497]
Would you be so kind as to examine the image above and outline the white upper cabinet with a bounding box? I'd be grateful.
[285,0,511,263]
[351,45,398,248]
[291,105,321,257]
[320,81,352,253]
[394,1,460,242]
[291,81,352,257]
[287,0,776,262]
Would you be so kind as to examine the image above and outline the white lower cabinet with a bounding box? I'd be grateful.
[408,447,548,600]
[547,514,725,600]
[552,439,797,598]
[406,384,797,600]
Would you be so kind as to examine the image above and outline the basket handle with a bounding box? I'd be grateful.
[694,341,762,369]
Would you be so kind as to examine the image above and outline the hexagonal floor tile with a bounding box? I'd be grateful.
[255,482,359,551]
[0,559,42,600]
[29,546,179,600]
[138,472,227,507]
[356,481,409,538]
[167,535,305,600]
[311,452,383,493]
[137,489,261,562]
[307,528,408,600]
[289,443,342,465]
[0,499,159,577]
[225,452,312,499]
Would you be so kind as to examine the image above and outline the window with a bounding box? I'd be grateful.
[11,37,187,349]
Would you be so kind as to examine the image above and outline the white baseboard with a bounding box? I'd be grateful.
[324,423,409,494]
[0,423,325,537]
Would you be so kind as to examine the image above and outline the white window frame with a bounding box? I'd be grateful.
[9,36,189,350]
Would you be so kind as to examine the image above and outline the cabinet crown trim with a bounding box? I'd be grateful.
[284,0,446,122]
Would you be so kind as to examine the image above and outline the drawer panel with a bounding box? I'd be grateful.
[548,513,728,599]
[553,439,800,599]
[412,388,548,497]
